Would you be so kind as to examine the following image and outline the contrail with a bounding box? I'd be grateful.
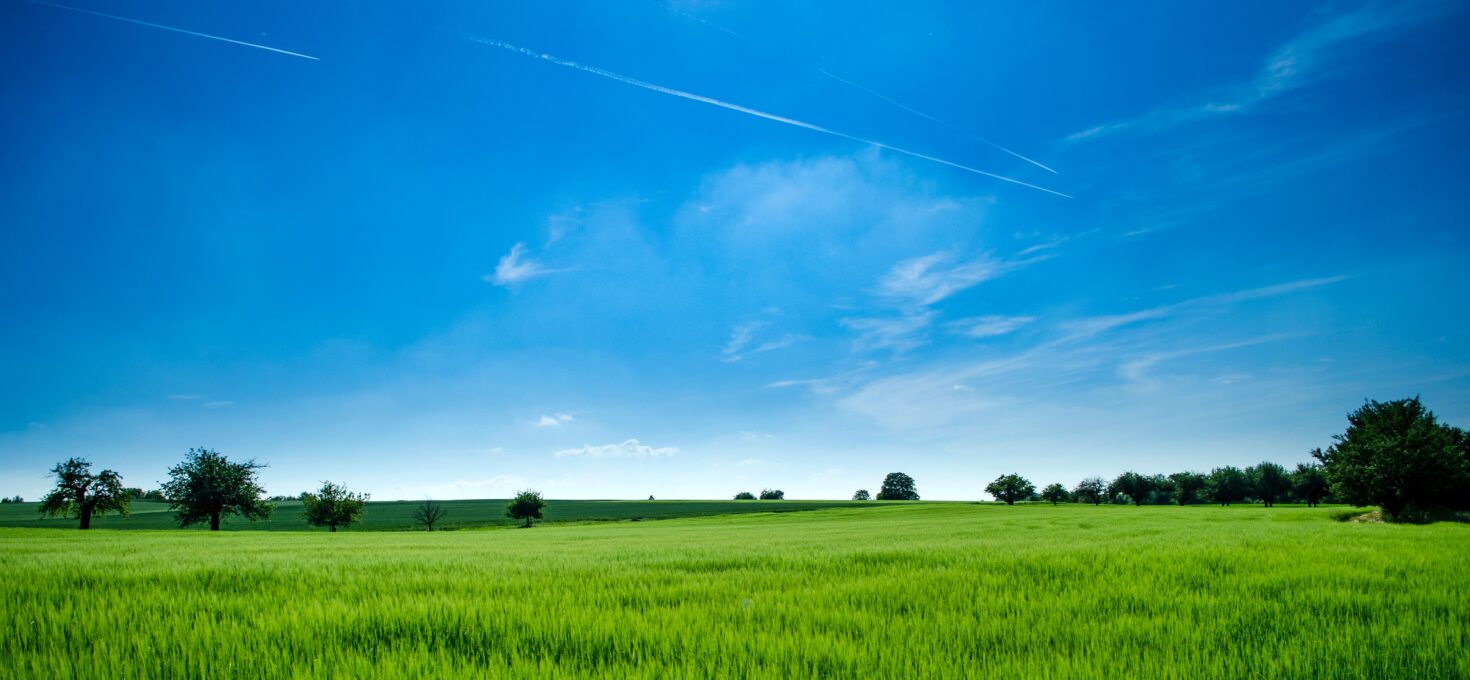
[22,0,319,61]
[819,68,1056,174]
[455,32,1070,199]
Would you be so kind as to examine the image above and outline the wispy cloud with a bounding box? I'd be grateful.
[554,439,679,458]
[722,320,804,362]
[878,251,1026,306]
[453,33,1071,198]
[841,311,935,354]
[534,413,574,427]
[1061,275,1350,341]
[486,242,564,287]
[24,0,319,61]
[203,400,234,409]
[947,315,1036,339]
[1065,1,1450,141]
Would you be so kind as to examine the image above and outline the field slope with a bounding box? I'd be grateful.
[2,504,1466,678]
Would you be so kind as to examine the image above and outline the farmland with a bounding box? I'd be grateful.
[2,503,1467,678]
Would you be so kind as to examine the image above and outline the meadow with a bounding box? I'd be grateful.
[2,503,1467,678]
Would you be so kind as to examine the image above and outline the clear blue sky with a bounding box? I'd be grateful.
[2,0,1467,500]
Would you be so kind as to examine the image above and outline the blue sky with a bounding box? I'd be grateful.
[2,0,1467,501]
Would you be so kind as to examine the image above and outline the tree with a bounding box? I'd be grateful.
[1206,466,1249,506]
[876,472,919,500]
[1292,461,1329,507]
[1039,483,1070,505]
[851,489,871,501]
[759,488,785,500]
[38,458,130,530]
[300,481,369,532]
[161,448,272,531]
[1168,472,1208,505]
[1073,477,1107,505]
[1108,471,1155,506]
[733,491,756,500]
[1246,462,1291,507]
[0,496,22,504]
[1314,397,1470,520]
[985,474,1034,505]
[411,498,446,531]
[506,489,546,528]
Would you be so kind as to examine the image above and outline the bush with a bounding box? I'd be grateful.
[759,489,785,500]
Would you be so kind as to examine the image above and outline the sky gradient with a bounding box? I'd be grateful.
[2,0,1468,500]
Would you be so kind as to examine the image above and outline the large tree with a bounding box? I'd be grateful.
[1247,462,1291,507]
[1039,483,1070,505]
[1168,472,1208,505]
[1206,466,1249,506]
[161,448,272,531]
[413,498,447,531]
[1073,477,1107,506]
[301,481,369,532]
[39,458,130,530]
[506,489,546,528]
[876,472,919,500]
[1108,471,1155,506]
[985,474,1034,505]
[1314,397,1470,520]
[851,489,870,501]
[1292,461,1329,507]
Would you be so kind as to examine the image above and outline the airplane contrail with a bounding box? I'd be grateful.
[818,68,1056,174]
[455,32,1071,199]
[22,0,319,61]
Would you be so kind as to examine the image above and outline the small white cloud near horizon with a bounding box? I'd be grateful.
[535,413,575,427]
[554,439,679,459]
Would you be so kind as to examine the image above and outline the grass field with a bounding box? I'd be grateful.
[2,503,1466,678]
[0,498,881,531]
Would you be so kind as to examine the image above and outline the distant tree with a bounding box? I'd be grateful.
[1039,483,1070,505]
[506,489,546,528]
[300,481,369,532]
[1292,461,1329,507]
[1146,474,1176,505]
[852,489,871,501]
[648,495,655,500]
[759,488,785,500]
[39,458,130,530]
[1313,397,1470,520]
[413,498,446,531]
[161,448,272,531]
[1108,471,1155,506]
[1168,472,1208,505]
[1206,466,1250,506]
[0,495,22,504]
[1246,462,1291,507]
[1073,477,1107,506]
[876,472,919,500]
[985,474,1035,505]
[733,491,756,500]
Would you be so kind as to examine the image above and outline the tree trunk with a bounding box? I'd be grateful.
[330,524,337,533]
[79,505,92,530]
[210,512,221,531]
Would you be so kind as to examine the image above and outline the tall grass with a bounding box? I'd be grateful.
[2,504,1466,678]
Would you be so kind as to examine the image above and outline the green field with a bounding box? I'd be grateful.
[2,503,1466,678]
[0,498,880,531]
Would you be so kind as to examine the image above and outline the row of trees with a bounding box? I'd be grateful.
[981,462,1327,508]
[733,489,786,500]
[1,495,25,504]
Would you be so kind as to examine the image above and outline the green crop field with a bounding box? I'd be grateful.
[0,498,881,531]
[2,503,1466,678]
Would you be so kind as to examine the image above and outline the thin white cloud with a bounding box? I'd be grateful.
[841,311,935,354]
[947,315,1036,339]
[203,401,234,409]
[534,413,574,427]
[486,242,564,287]
[24,0,319,61]
[878,251,1021,306]
[554,439,679,459]
[168,394,200,401]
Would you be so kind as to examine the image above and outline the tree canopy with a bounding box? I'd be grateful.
[506,489,546,527]
[1314,397,1470,520]
[733,491,756,500]
[876,472,919,500]
[1073,477,1107,505]
[759,489,785,500]
[1293,462,1329,507]
[301,481,369,532]
[985,474,1034,505]
[1207,466,1249,506]
[413,498,446,531]
[1168,472,1208,505]
[851,489,870,501]
[1039,483,1070,505]
[1109,471,1154,506]
[39,457,130,530]
[1247,462,1291,508]
[160,448,272,531]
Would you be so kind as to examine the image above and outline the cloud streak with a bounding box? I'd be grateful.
[486,242,564,287]
[554,439,679,459]
[24,0,319,61]
[453,32,1071,199]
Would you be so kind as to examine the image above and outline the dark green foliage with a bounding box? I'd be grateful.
[124,488,167,502]
[1168,472,1208,505]
[161,448,272,531]
[412,498,446,531]
[733,491,756,500]
[1207,466,1249,506]
[852,489,870,501]
[876,472,919,500]
[1108,471,1155,506]
[301,481,369,532]
[1292,462,1329,507]
[1073,477,1107,505]
[985,474,1034,505]
[1314,397,1470,520]
[39,458,130,530]
[0,496,22,504]
[1247,462,1291,507]
[506,489,546,528]
[759,489,785,500]
[1040,483,1070,505]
